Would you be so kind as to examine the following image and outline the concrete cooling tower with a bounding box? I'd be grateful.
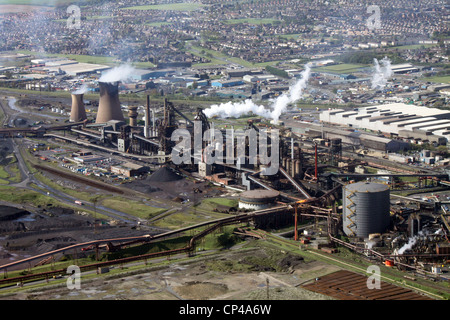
[95,81,125,123]
[70,93,87,122]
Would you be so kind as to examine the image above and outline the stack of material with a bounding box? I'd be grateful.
[147,166,182,182]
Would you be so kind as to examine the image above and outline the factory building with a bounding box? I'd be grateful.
[73,154,105,163]
[320,103,450,144]
[110,162,148,177]
[288,122,410,152]
[211,79,245,88]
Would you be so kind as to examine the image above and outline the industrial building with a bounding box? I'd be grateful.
[287,121,410,152]
[110,162,148,177]
[211,79,245,88]
[320,103,450,144]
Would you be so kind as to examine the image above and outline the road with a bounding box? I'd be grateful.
[0,96,164,227]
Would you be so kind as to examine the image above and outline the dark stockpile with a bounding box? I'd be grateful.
[0,206,29,221]
[147,166,183,182]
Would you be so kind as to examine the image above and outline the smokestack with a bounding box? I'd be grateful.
[128,106,138,127]
[95,81,125,123]
[145,95,150,137]
[70,93,87,122]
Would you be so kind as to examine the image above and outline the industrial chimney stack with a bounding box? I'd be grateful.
[95,81,125,123]
[128,106,138,127]
[70,93,87,122]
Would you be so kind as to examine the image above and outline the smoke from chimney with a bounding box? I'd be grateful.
[371,57,393,90]
[72,84,89,95]
[203,64,311,122]
[99,64,136,83]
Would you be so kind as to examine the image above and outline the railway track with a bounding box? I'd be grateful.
[0,205,288,286]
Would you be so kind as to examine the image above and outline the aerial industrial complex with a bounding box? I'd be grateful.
[0,0,448,303]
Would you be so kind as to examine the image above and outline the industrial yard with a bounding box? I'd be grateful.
[0,74,449,301]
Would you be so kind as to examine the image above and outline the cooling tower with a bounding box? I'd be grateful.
[70,93,87,122]
[95,81,125,123]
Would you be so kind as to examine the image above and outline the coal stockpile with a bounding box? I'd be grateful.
[147,166,182,182]
[0,205,29,221]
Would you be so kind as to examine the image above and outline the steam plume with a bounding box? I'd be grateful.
[99,64,136,83]
[203,64,311,122]
[72,84,88,94]
[371,57,393,90]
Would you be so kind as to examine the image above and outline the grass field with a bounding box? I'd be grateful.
[146,21,172,27]
[101,197,167,220]
[313,63,369,74]
[390,44,438,50]
[17,50,156,68]
[188,44,282,68]
[422,75,450,84]
[122,3,205,11]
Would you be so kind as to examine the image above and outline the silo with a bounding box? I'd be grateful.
[70,93,87,122]
[239,189,280,211]
[343,182,390,238]
[95,81,125,123]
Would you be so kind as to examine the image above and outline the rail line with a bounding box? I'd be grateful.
[0,205,288,286]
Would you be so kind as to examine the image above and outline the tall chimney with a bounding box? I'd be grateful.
[145,95,150,137]
[128,106,138,127]
[95,81,125,123]
[70,93,87,122]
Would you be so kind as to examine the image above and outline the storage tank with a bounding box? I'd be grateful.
[343,182,390,238]
[239,189,280,211]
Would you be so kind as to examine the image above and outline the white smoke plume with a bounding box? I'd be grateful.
[203,64,311,122]
[397,235,418,255]
[72,84,88,94]
[99,64,136,83]
[397,230,431,255]
[371,57,393,90]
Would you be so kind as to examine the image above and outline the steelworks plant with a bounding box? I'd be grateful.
[1,77,449,290]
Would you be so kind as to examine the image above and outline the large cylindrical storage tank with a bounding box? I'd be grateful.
[342,182,390,239]
[96,81,125,123]
[239,189,280,211]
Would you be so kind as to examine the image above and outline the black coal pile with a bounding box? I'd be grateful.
[147,166,182,182]
[0,206,29,221]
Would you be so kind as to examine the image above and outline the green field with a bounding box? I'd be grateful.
[146,21,172,27]
[390,44,438,50]
[313,63,369,74]
[423,75,450,84]
[17,50,156,68]
[122,3,205,11]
